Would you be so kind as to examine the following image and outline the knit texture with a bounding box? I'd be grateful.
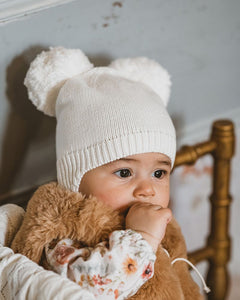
[24,47,176,192]
[0,204,25,247]
[56,69,176,191]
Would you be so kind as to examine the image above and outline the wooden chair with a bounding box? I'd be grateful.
[1,119,235,300]
[174,119,235,300]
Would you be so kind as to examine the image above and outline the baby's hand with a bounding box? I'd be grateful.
[125,202,172,252]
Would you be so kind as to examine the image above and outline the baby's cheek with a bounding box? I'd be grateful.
[155,190,170,208]
[97,191,130,211]
[96,191,117,207]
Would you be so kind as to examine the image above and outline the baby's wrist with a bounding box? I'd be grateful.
[135,230,159,253]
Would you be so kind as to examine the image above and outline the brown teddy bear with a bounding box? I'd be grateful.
[12,182,203,300]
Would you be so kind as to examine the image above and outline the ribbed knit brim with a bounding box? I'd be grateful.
[57,131,176,192]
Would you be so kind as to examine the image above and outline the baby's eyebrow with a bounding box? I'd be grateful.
[157,160,171,167]
[119,158,137,162]
[118,157,171,167]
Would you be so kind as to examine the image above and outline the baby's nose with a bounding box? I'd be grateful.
[133,180,155,199]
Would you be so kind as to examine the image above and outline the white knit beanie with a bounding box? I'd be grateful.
[24,47,176,192]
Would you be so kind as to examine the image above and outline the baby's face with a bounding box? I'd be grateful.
[79,152,171,213]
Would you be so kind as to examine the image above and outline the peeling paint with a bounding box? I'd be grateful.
[103,14,118,21]
[181,164,212,178]
[101,1,123,28]
[113,2,122,8]
[191,195,204,210]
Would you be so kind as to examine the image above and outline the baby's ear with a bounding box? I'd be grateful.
[24,47,93,117]
[109,57,171,107]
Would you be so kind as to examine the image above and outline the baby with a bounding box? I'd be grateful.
[79,151,172,251]
[9,47,203,299]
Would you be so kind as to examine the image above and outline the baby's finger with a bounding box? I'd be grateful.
[155,207,172,224]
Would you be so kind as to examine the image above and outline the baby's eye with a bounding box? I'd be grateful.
[114,169,132,178]
[153,170,167,179]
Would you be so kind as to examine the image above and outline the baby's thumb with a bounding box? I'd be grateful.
[156,208,172,242]
[158,207,172,224]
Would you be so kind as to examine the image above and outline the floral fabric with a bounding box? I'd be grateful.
[45,229,156,299]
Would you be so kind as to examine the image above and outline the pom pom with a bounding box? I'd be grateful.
[24,47,93,116]
[109,57,171,106]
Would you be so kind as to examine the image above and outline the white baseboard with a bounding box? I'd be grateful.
[0,0,76,24]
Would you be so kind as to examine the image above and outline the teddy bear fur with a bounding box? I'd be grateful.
[11,182,203,300]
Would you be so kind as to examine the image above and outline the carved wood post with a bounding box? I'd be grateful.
[207,120,235,300]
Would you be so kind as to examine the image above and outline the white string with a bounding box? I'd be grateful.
[171,258,211,293]
[163,248,211,294]
[163,248,170,258]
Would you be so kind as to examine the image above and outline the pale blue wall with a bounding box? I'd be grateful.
[0,0,239,193]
